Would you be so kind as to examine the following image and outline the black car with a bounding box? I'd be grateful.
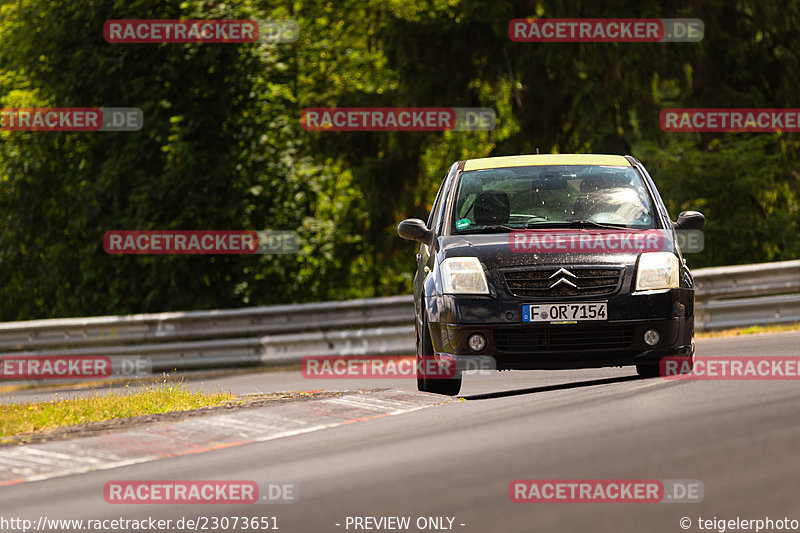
[398,154,705,395]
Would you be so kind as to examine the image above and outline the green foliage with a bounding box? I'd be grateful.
[637,135,800,267]
[0,0,799,319]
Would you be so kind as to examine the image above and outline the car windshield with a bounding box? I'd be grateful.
[451,165,657,233]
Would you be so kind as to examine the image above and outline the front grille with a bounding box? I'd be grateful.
[495,324,635,353]
[503,267,622,297]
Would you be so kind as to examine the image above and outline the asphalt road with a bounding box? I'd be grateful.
[3,331,800,533]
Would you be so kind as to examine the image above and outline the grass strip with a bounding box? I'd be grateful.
[0,379,234,438]
[0,363,300,394]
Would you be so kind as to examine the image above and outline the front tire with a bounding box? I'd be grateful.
[417,315,462,396]
[637,354,694,378]
[636,363,661,378]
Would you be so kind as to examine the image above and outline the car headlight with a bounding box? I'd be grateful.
[440,257,490,295]
[635,252,679,291]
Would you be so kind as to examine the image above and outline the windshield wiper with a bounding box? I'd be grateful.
[458,224,517,234]
[526,220,631,229]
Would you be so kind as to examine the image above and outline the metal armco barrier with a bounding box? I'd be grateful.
[693,259,800,330]
[0,260,798,370]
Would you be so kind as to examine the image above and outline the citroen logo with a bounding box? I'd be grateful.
[548,268,578,290]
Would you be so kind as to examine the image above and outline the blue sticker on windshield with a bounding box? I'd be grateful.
[456,218,471,229]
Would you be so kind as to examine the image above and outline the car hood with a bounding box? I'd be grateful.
[438,230,676,270]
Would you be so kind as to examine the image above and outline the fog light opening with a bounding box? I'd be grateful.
[643,329,661,346]
[468,333,487,352]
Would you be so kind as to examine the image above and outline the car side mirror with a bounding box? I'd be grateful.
[673,210,706,230]
[398,218,433,244]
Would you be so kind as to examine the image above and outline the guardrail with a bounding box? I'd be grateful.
[0,296,414,372]
[693,259,800,330]
[0,260,798,371]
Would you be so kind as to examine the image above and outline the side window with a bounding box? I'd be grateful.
[432,164,459,234]
[427,179,445,229]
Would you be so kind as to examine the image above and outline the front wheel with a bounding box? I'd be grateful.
[637,355,694,378]
[416,316,461,396]
[635,363,661,378]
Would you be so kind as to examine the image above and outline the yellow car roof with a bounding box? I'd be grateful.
[463,154,631,171]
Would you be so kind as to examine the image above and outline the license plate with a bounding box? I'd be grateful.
[522,302,607,322]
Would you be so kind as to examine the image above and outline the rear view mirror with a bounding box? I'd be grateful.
[674,211,706,230]
[398,218,433,244]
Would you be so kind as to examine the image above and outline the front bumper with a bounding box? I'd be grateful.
[425,288,694,371]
